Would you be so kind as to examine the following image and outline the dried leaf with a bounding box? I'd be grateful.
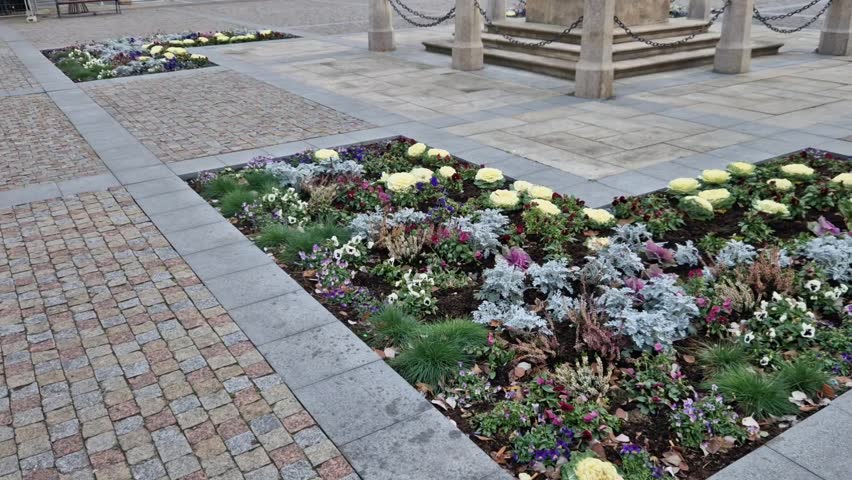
[682,354,696,364]
[662,450,682,466]
[302,269,316,278]
[431,399,449,411]
[821,384,835,398]
[614,434,630,443]
[589,442,607,460]
[702,437,724,455]
[383,347,397,359]
[513,366,527,379]
[373,349,386,359]
[415,383,433,395]
[615,408,629,421]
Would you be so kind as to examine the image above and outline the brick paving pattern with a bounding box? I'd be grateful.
[0,94,106,192]
[0,189,357,480]
[0,42,39,95]
[84,70,370,163]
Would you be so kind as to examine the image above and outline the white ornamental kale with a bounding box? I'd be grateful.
[800,235,852,282]
[473,301,549,332]
[475,257,527,304]
[448,209,509,257]
[600,275,698,350]
[715,240,757,268]
[528,259,573,296]
[611,223,653,251]
[674,240,701,267]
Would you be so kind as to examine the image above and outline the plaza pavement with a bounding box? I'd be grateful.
[1,1,851,479]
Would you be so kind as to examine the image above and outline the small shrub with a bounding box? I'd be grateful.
[219,189,256,217]
[776,359,829,395]
[711,366,795,418]
[369,305,420,347]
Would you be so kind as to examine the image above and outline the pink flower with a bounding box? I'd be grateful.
[696,297,708,308]
[458,231,471,243]
[505,247,532,271]
[583,411,599,423]
[654,342,664,352]
[487,332,495,346]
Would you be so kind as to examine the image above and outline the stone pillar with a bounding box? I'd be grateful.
[487,0,507,23]
[818,0,852,56]
[575,0,616,99]
[452,0,484,70]
[369,0,395,52]
[688,0,712,21]
[714,0,753,74]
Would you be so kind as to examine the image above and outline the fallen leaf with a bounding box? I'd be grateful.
[682,354,696,364]
[373,349,386,359]
[702,437,724,455]
[615,408,629,421]
[431,399,449,411]
[788,391,808,406]
[589,442,607,460]
[302,269,316,278]
[662,450,682,466]
[415,383,433,395]
[513,366,527,379]
[383,347,396,359]
[614,434,630,443]
[821,384,835,398]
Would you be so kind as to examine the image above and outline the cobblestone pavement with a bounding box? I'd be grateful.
[0,41,38,95]
[0,94,105,192]
[0,189,358,480]
[83,70,370,163]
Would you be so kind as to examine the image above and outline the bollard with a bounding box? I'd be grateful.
[575,0,616,99]
[714,0,753,74]
[452,0,485,70]
[369,0,395,52]
[688,0,712,21]
[818,0,852,56]
[487,0,507,23]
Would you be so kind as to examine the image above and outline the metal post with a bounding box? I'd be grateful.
[688,0,712,21]
[714,0,753,74]
[369,0,396,52]
[575,0,615,99]
[452,0,485,70]
[819,0,852,56]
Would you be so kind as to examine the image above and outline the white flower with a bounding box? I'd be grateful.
[330,236,340,247]
[728,322,742,337]
[768,328,776,338]
[743,333,755,344]
[754,310,767,321]
[475,167,504,184]
[760,356,770,366]
[438,166,456,178]
[772,292,783,301]
[407,143,427,158]
[386,293,398,303]
[800,323,815,338]
[287,216,297,224]
[805,280,822,292]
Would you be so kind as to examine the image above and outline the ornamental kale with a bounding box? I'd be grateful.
[799,234,852,282]
[715,240,757,268]
[600,275,698,350]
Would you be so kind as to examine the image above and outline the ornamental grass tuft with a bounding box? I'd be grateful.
[219,189,256,217]
[776,359,829,396]
[255,223,289,249]
[278,223,351,262]
[242,170,280,194]
[695,342,749,374]
[369,305,420,347]
[711,365,795,418]
[203,175,240,199]
[392,319,487,387]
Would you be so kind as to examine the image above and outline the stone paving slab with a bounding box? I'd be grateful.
[0,189,357,480]
[0,40,39,97]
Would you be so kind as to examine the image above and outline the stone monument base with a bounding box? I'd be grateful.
[526,0,671,27]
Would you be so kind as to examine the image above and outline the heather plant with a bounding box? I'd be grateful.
[566,296,622,361]
[553,355,614,406]
[623,352,694,415]
[384,224,433,260]
[600,275,699,351]
[670,392,746,450]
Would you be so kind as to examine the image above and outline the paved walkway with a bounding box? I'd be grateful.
[0,2,851,479]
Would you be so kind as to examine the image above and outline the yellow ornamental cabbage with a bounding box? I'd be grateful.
[409,167,434,183]
[585,236,610,252]
[387,173,417,193]
[182,39,195,46]
[489,189,520,208]
[575,457,624,480]
[163,52,175,60]
[313,149,340,161]
[149,45,164,55]
[668,177,700,194]
[169,40,183,46]
[767,178,794,191]
[831,172,852,186]
[754,199,790,216]
[407,143,427,158]
[427,148,451,159]
[684,195,714,213]
[475,167,504,184]
[528,185,554,200]
[438,166,456,178]
[246,34,257,40]
[190,54,207,61]
[583,208,615,227]
[513,180,533,193]
[198,37,209,44]
[780,163,814,178]
[531,199,560,216]
[137,56,151,62]
[142,43,152,50]
[728,162,755,176]
[698,188,731,209]
[216,35,231,42]
[260,30,273,36]
[700,169,731,184]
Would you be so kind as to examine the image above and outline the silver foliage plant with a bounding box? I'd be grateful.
[599,275,698,350]
[715,240,757,268]
[610,223,653,252]
[475,256,527,304]
[448,209,509,257]
[528,259,573,296]
[473,301,549,332]
[674,240,702,267]
[266,156,363,189]
[348,209,384,241]
[799,234,852,282]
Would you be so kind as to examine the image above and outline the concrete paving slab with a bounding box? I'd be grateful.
[182,240,273,280]
[147,204,226,234]
[767,407,852,480]
[709,446,822,480]
[204,263,302,309]
[164,221,247,256]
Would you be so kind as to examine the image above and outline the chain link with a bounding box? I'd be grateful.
[753,0,832,34]
[614,0,731,48]
[387,0,455,28]
[473,0,583,48]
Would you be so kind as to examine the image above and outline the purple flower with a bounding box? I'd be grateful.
[505,247,532,271]
[625,277,645,293]
[644,240,675,264]
[620,444,642,455]
[809,216,841,236]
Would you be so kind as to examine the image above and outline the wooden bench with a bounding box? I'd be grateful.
[55,0,121,18]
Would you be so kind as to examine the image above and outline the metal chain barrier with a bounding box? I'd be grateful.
[753,0,832,34]
[614,0,732,48]
[387,0,455,27]
[473,0,583,48]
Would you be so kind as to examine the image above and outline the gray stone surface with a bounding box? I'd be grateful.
[147,203,226,234]
[228,292,338,346]
[341,408,499,480]
[260,322,379,390]
[183,241,272,279]
[710,445,821,480]
[134,187,208,216]
[164,221,246,256]
[766,407,852,480]
[295,361,433,445]
[204,264,302,309]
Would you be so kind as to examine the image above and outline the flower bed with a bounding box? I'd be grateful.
[43,29,297,82]
[190,139,851,480]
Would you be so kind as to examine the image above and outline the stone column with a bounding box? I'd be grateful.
[688,0,712,21]
[818,0,852,56]
[487,0,507,23]
[369,0,395,52]
[714,0,753,74]
[452,0,485,70]
[575,0,616,99]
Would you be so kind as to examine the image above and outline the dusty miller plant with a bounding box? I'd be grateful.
[715,240,757,269]
[597,243,644,277]
[448,209,509,257]
[475,256,528,304]
[799,234,852,282]
[528,259,573,296]
[674,240,701,267]
[610,223,654,251]
[473,301,549,332]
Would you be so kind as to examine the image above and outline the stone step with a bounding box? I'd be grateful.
[422,39,784,80]
[484,18,714,45]
[480,31,723,62]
